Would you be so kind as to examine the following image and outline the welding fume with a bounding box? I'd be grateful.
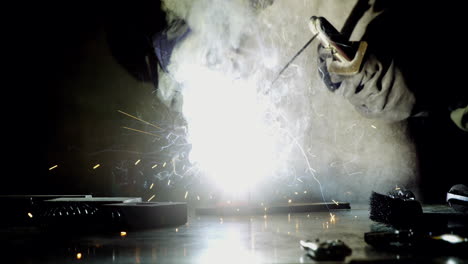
[109,0,467,204]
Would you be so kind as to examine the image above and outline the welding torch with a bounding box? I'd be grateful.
[273,16,368,84]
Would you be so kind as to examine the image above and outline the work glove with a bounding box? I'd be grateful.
[317,43,416,122]
[317,44,343,92]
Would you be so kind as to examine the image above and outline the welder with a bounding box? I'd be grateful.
[314,0,467,203]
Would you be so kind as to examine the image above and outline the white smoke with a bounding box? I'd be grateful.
[157,0,419,202]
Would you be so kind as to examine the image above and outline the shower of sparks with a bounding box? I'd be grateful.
[149,183,154,189]
[93,164,100,169]
[49,165,58,170]
[135,159,141,165]
[76,253,82,260]
[117,110,163,130]
[332,200,339,205]
[184,191,188,199]
[121,126,161,139]
[148,194,155,201]
[27,212,33,218]
[152,164,158,169]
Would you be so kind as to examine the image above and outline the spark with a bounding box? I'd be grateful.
[304,191,307,194]
[27,212,33,218]
[93,164,100,169]
[184,191,188,199]
[148,195,155,201]
[149,183,154,189]
[172,158,180,176]
[49,165,58,170]
[288,199,292,203]
[152,164,158,169]
[294,192,298,195]
[120,231,127,237]
[162,162,167,167]
[264,207,267,212]
[330,213,336,223]
[175,228,179,232]
[395,186,401,190]
[121,126,161,139]
[197,195,200,201]
[76,253,82,260]
[117,110,163,130]
[135,159,141,165]
[371,125,377,129]
[297,178,303,183]
[332,200,339,205]
[167,180,171,186]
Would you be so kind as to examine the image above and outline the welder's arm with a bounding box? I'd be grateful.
[318,45,415,122]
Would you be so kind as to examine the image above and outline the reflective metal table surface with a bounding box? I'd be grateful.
[2,205,466,263]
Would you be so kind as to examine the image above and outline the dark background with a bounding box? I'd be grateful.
[4,2,168,197]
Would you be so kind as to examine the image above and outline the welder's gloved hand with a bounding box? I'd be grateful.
[318,46,416,122]
[153,19,191,73]
[317,44,343,92]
